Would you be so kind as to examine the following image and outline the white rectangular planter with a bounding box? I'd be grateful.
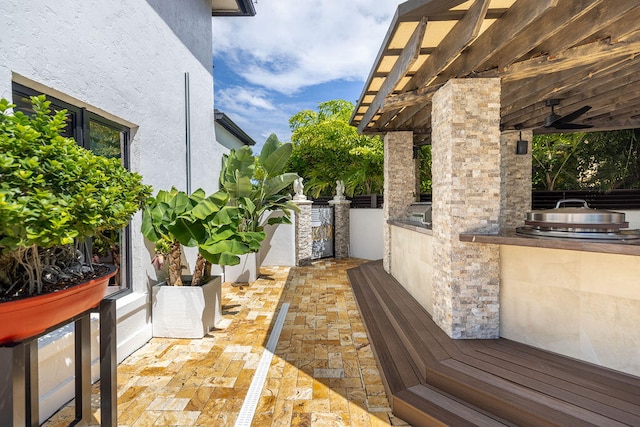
[151,276,222,338]
[224,252,258,283]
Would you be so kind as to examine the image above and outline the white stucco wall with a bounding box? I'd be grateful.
[1,0,219,422]
[215,122,247,152]
[350,209,384,260]
[258,212,296,267]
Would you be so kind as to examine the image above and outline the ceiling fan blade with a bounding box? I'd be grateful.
[554,123,594,130]
[551,105,592,127]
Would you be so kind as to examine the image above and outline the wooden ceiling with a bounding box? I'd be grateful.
[350,0,640,144]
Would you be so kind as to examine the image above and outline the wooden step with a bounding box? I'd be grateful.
[347,260,640,427]
[394,385,512,427]
[347,268,421,395]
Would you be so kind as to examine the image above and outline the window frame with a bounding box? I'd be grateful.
[12,83,134,297]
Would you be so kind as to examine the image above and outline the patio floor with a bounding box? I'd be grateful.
[42,259,410,427]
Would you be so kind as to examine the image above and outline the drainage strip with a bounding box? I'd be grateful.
[234,302,290,427]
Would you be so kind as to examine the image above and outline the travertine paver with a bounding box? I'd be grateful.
[43,259,410,426]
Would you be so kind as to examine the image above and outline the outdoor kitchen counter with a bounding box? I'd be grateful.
[388,219,433,235]
[460,229,640,256]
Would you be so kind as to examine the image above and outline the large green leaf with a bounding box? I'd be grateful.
[262,143,292,176]
[199,250,240,266]
[223,172,253,199]
[264,173,298,197]
[239,197,256,215]
[140,207,160,241]
[267,215,292,226]
[169,218,203,247]
[201,239,250,255]
[259,133,280,166]
[190,193,226,220]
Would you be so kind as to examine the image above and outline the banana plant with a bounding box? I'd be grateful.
[141,188,258,286]
[220,134,299,244]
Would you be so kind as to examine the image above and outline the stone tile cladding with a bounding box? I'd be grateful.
[329,200,352,258]
[383,131,416,272]
[431,79,501,339]
[500,130,532,229]
[294,200,313,266]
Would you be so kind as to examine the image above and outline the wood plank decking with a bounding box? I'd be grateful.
[347,260,640,427]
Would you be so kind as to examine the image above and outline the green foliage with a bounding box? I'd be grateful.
[574,129,640,190]
[418,145,432,193]
[532,130,640,191]
[287,100,384,197]
[0,96,151,295]
[220,134,299,252]
[141,188,260,286]
[532,133,585,190]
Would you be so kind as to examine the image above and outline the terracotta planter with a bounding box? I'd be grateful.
[151,276,222,338]
[0,265,116,345]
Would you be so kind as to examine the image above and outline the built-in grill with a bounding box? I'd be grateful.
[516,199,640,241]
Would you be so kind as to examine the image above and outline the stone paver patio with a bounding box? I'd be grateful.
[43,259,409,426]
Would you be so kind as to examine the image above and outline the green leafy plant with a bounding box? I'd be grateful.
[141,188,259,286]
[220,134,299,252]
[0,96,151,297]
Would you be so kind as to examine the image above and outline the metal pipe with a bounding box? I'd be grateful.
[185,72,192,194]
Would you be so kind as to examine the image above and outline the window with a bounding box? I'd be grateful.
[12,83,133,295]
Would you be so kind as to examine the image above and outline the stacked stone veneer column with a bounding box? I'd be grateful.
[293,199,313,266]
[431,78,501,339]
[329,199,351,258]
[500,130,533,229]
[383,131,416,272]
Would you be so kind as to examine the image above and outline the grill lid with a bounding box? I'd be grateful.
[525,199,628,232]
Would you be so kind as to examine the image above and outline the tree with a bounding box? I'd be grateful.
[287,100,384,197]
[532,133,585,190]
[575,129,640,190]
[532,130,640,191]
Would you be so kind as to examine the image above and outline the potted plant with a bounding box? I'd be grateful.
[141,187,259,337]
[0,96,151,344]
[219,133,299,283]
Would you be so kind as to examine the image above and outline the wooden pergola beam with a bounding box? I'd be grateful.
[497,31,640,82]
[357,17,427,134]
[404,0,491,92]
[501,58,639,128]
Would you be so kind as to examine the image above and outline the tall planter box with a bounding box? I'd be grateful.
[151,276,222,338]
[223,252,259,283]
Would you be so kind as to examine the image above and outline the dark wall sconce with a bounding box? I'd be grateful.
[515,131,528,155]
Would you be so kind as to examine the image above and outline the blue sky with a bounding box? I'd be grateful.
[212,0,401,149]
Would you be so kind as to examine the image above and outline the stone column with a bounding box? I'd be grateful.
[293,199,313,266]
[383,131,416,272]
[328,199,351,258]
[431,78,501,339]
[500,130,533,229]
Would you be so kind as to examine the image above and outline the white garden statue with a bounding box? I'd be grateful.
[334,180,346,201]
[293,177,306,200]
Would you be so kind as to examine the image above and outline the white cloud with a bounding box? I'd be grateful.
[216,86,276,112]
[213,0,399,95]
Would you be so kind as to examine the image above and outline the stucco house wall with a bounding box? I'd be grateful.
[1,0,221,422]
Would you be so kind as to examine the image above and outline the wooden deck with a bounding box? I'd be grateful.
[347,260,640,427]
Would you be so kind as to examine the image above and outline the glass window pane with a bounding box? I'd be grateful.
[89,120,122,158]
[12,93,76,139]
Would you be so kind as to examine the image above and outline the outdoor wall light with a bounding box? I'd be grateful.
[516,131,528,155]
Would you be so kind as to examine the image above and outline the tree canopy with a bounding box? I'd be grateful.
[532,130,640,190]
[284,99,639,196]
[287,100,384,198]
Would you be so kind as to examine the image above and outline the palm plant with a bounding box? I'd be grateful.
[220,134,299,250]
